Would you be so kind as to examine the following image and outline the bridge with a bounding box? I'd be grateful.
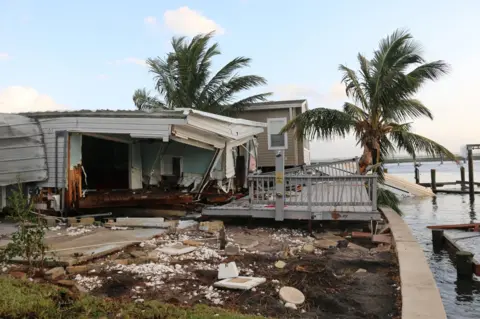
[383,154,480,164]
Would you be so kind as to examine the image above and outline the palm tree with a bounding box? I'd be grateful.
[133,32,271,116]
[283,29,456,213]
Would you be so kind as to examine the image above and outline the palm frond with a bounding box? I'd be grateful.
[382,99,433,122]
[343,102,367,121]
[281,108,354,141]
[378,188,402,215]
[389,126,457,162]
[338,65,369,109]
[132,88,165,110]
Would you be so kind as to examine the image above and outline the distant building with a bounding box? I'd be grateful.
[237,99,310,170]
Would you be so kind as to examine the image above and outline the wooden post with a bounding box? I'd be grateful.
[456,251,474,278]
[460,166,466,190]
[431,169,437,192]
[432,229,444,252]
[414,166,420,184]
[468,149,475,203]
[219,227,226,250]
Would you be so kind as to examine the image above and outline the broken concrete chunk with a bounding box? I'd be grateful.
[356,268,367,273]
[66,265,89,274]
[214,276,266,290]
[275,261,286,269]
[199,221,224,233]
[45,267,66,280]
[225,244,240,256]
[183,240,204,247]
[279,286,305,305]
[130,250,146,258]
[218,262,240,279]
[158,243,197,256]
[313,239,337,250]
[372,234,392,245]
[302,244,315,253]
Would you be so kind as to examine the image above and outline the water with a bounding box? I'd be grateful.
[386,161,480,319]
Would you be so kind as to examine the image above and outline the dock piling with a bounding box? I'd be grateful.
[432,229,444,252]
[414,166,420,184]
[468,149,475,202]
[456,251,474,278]
[431,169,437,192]
[460,166,466,190]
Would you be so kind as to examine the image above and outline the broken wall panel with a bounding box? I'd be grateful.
[31,117,173,188]
[0,113,48,186]
[141,140,215,189]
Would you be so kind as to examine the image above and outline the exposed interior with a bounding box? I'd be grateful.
[81,135,129,190]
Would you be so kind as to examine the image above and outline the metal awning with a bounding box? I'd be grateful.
[0,114,48,186]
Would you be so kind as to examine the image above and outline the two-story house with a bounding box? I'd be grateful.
[237,99,311,171]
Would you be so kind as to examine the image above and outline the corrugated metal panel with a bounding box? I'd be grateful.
[34,117,174,188]
[0,114,48,186]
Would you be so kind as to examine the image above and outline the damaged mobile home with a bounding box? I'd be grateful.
[0,109,265,215]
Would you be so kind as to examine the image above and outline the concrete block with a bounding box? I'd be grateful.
[45,266,66,280]
[158,243,197,256]
[214,276,266,290]
[199,220,224,233]
[218,262,240,279]
[66,265,89,274]
[183,240,204,247]
[302,244,315,253]
[314,239,337,249]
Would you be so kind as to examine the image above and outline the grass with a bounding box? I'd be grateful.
[0,276,264,319]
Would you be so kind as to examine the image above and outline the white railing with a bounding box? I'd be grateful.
[283,158,360,176]
[248,174,377,211]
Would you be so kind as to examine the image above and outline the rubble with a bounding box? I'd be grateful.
[74,274,103,291]
[199,221,224,233]
[225,244,240,256]
[157,244,197,256]
[214,276,266,290]
[45,267,66,280]
[274,261,286,269]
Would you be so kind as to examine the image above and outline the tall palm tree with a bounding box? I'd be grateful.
[283,29,456,213]
[133,32,271,116]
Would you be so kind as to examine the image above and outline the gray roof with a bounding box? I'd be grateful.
[19,109,187,119]
[242,99,308,111]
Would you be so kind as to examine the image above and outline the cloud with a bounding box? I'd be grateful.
[144,16,157,26]
[109,57,146,67]
[0,53,10,60]
[163,6,225,36]
[96,74,109,80]
[0,86,66,113]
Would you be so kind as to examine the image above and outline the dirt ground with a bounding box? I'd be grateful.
[1,220,400,318]
[64,224,402,319]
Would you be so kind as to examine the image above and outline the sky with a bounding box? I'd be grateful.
[1,0,479,160]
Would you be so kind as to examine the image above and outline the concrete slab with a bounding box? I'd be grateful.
[214,276,266,290]
[44,228,166,265]
[105,217,177,228]
[158,243,197,256]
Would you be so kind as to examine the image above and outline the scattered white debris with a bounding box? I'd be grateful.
[110,226,129,231]
[74,274,103,291]
[214,277,266,290]
[66,225,97,237]
[48,226,62,231]
[279,286,305,305]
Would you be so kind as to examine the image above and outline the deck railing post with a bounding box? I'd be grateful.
[248,176,253,209]
[307,171,312,215]
[371,175,378,211]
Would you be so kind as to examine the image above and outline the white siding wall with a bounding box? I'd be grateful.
[35,117,172,188]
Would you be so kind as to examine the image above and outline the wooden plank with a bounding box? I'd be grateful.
[427,223,480,230]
